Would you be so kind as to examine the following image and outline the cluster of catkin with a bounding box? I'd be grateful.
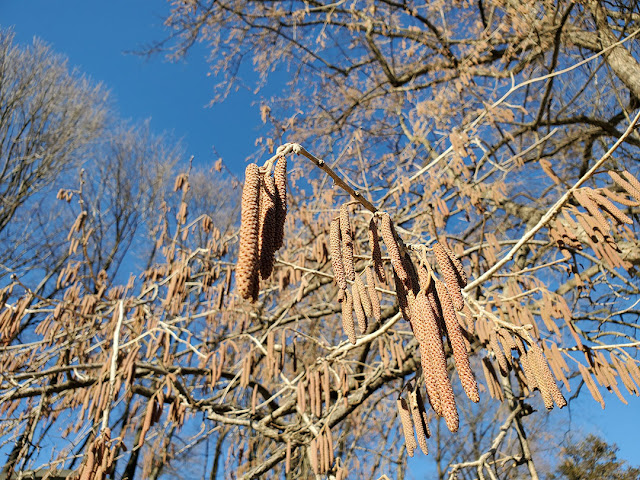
[236,157,287,302]
[331,204,383,343]
[396,386,431,456]
[307,427,335,475]
[75,429,115,480]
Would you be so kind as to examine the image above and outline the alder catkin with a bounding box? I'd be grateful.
[365,265,381,321]
[574,189,610,233]
[330,218,347,291]
[352,282,368,334]
[397,397,416,457]
[588,189,633,225]
[259,174,278,280]
[355,273,372,318]
[608,170,640,202]
[531,344,567,408]
[341,288,356,344]
[409,389,430,455]
[489,330,509,376]
[340,204,355,281]
[380,213,409,285]
[273,156,287,250]
[433,242,465,310]
[369,217,386,282]
[236,163,262,301]
[435,280,479,403]
[442,243,467,286]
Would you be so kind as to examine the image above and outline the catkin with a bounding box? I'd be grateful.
[409,389,430,455]
[419,342,442,416]
[489,330,509,375]
[608,170,640,202]
[394,271,412,323]
[352,282,368,334]
[369,218,386,282]
[355,273,372,318]
[397,397,416,457]
[442,243,467,286]
[340,204,355,281]
[330,219,347,291]
[365,266,381,321]
[588,189,633,225]
[236,163,262,301]
[258,174,278,280]
[574,189,610,233]
[435,279,479,403]
[380,213,409,285]
[341,288,356,344]
[433,243,465,310]
[273,156,287,250]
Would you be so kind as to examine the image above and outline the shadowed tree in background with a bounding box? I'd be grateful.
[3,1,640,479]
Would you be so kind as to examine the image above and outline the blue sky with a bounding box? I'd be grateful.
[2,0,640,474]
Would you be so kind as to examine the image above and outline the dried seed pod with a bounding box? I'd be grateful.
[433,242,465,310]
[236,163,262,301]
[397,397,416,457]
[273,156,288,250]
[365,265,381,321]
[409,389,430,455]
[330,218,347,291]
[258,174,278,279]
[340,204,355,281]
[341,289,356,344]
[355,273,372,318]
[369,217,386,282]
[435,280,479,403]
[380,213,408,285]
[351,281,368,334]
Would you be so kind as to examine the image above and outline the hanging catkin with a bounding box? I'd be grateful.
[258,174,278,279]
[365,266,381,321]
[340,204,355,281]
[352,281,368,334]
[237,163,262,301]
[380,213,409,285]
[433,242,464,310]
[397,397,416,457]
[369,217,386,282]
[608,170,640,202]
[273,156,287,250]
[330,218,347,291]
[530,344,566,408]
[442,243,467,286]
[588,189,633,225]
[409,389,430,455]
[341,288,356,344]
[419,342,442,416]
[574,189,610,233]
[435,280,479,403]
[355,273,372,318]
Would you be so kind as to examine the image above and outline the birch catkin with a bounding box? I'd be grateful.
[273,156,287,250]
[435,280,479,403]
[340,204,355,281]
[237,163,262,301]
[330,218,347,291]
[397,397,416,457]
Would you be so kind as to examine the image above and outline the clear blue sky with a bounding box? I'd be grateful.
[2,0,640,474]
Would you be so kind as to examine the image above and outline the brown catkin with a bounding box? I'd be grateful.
[489,329,509,376]
[397,397,416,456]
[380,213,409,285]
[433,243,465,310]
[588,189,633,225]
[409,389,430,455]
[394,270,412,323]
[236,163,262,301]
[351,282,368,334]
[340,204,355,281]
[574,189,610,233]
[624,358,640,389]
[435,279,479,403]
[285,439,291,474]
[330,218,347,291]
[369,217,386,282]
[258,174,279,279]
[341,288,356,344]
[419,342,442,416]
[608,170,640,202]
[273,156,287,250]
[622,170,640,194]
[355,273,372,318]
[442,243,467,286]
[578,363,605,408]
[530,344,566,409]
[309,438,319,475]
[323,362,331,408]
[365,265,381,321]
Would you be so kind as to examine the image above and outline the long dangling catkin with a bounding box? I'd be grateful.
[397,397,416,457]
[351,282,368,334]
[323,362,331,408]
[237,163,262,301]
[394,271,412,323]
[608,171,640,202]
[365,266,381,321]
[435,279,479,403]
[341,288,356,344]
[330,218,347,291]
[442,243,467,286]
[531,344,566,408]
[259,174,278,279]
[380,213,409,285]
[528,347,556,410]
[285,439,292,474]
[273,156,287,250]
[409,389,430,455]
[588,189,633,225]
[418,342,442,416]
[578,362,605,408]
[355,273,372,318]
[340,204,355,281]
[489,330,509,376]
[574,189,610,233]
[369,218,386,282]
[433,243,464,310]
[308,438,319,475]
